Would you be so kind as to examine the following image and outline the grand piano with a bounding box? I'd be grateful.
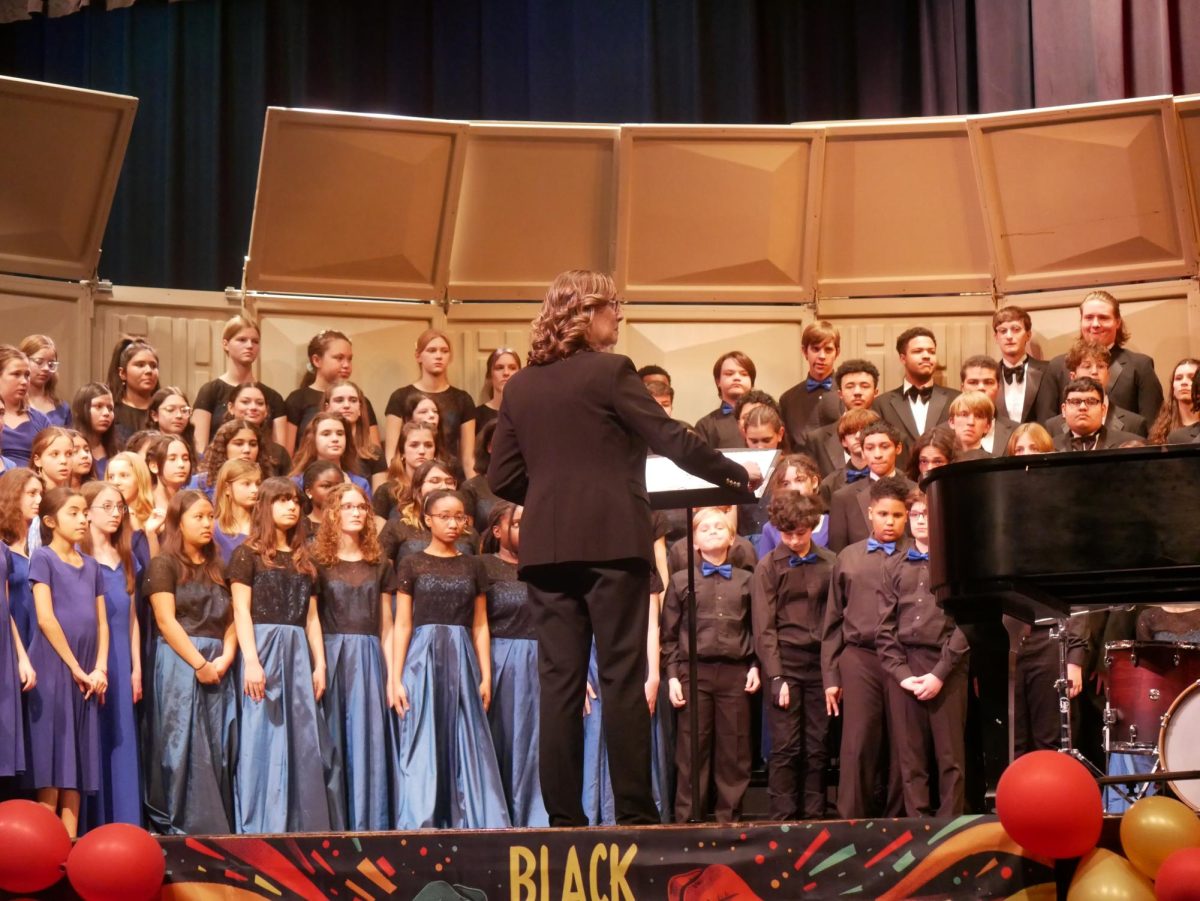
[925,443,1200,623]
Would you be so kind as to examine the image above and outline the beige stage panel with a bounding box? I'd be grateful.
[816,118,993,297]
[0,76,136,282]
[1174,95,1200,259]
[615,125,823,303]
[969,97,1196,293]
[245,108,467,301]
[448,124,618,301]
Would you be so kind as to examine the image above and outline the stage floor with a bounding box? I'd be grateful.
[77,816,1060,900]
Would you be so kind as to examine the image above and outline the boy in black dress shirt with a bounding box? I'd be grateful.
[876,490,969,816]
[695,351,756,448]
[752,492,835,820]
[827,421,913,552]
[662,508,759,822]
[822,476,910,819]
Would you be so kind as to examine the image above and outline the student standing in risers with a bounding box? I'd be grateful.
[780,321,843,446]
[816,409,881,503]
[822,477,910,819]
[694,352,757,449]
[0,346,51,467]
[991,306,1055,424]
[1151,358,1199,444]
[959,357,1016,455]
[488,270,756,827]
[284,331,380,455]
[1051,377,1140,452]
[872,328,958,470]
[1044,341,1149,438]
[753,493,835,820]
[799,360,880,478]
[876,490,969,817]
[827,421,913,553]
[1167,370,1200,444]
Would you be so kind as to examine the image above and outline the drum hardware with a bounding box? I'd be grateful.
[1051,620,1105,779]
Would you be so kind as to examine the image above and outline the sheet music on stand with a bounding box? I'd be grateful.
[645,448,779,510]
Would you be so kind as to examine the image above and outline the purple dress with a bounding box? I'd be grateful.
[23,547,104,792]
[0,547,25,777]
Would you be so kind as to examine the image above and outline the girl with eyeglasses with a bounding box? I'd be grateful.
[384,329,476,476]
[391,488,509,829]
[228,477,342,833]
[143,489,238,834]
[474,348,522,436]
[105,338,161,450]
[20,335,70,427]
[70,383,117,480]
[0,345,51,467]
[78,480,142,828]
[379,459,474,567]
[147,386,195,451]
[311,483,395,830]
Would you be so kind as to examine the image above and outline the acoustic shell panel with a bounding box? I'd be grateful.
[816,118,993,297]
[448,124,618,300]
[0,76,136,281]
[245,108,467,301]
[969,97,1196,292]
[1173,95,1200,259]
[615,126,823,302]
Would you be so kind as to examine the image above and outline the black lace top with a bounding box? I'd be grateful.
[226,545,315,627]
[481,555,534,640]
[394,552,488,629]
[316,558,392,636]
[143,556,232,640]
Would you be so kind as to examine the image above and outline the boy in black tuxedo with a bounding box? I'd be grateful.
[992,305,1054,423]
[1044,341,1148,437]
[822,476,911,818]
[872,327,959,468]
[1051,376,1140,451]
[947,391,995,461]
[780,321,843,444]
[827,421,913,552]
[960,355,1016,454]
[695,351,756,448]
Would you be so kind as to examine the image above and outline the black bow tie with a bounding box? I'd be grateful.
[1002,363,1025,384]
[905,385,933,403]
[1071,432,1100,451]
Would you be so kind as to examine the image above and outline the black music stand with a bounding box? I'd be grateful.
[646,449,777,822]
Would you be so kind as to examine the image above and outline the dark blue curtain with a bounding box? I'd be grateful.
[1,0,1194,292]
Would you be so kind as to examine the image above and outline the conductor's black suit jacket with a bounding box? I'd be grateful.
[488,351,750,574]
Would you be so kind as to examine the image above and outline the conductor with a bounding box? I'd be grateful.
[488,270,760,826]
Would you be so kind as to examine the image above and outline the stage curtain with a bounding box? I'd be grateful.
[0,0,1197,292]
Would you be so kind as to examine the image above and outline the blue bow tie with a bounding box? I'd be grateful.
[906,549,929,562]
[867,538,897,555]
[846,466,870,483]
[701,561,733,579]
[788,552,819,567]
[806,377,833,393]
[720,402,734,415]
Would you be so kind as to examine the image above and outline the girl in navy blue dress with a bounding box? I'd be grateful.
[229,477,342,833]
[212,459,260,565]
[312,483,395,830]
[78,481,142,827]
[0,468,43,648]
[71,384,118,484]
[0,522,36,784]
[391,489,509,829]
[289,413,370,498]
[31,427,75,493]
[144,490,238,834]
[481,502,547,826]
[21,335,70,427]
[188,419,264,499]
[0,345,51,467]
[24,487,108,837]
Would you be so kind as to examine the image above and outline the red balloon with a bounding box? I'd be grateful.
[1155,847,1200,901]
[66,823,165,901]
[996,750,1102,859]
[0,799,71,892]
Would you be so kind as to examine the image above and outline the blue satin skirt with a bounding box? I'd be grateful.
[235,624,345,834]
[488,637,548,827]
[393,624,511,829]
[323,633,393,831]
[144,636,238,835]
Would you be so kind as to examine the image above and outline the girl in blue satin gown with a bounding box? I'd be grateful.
[229,477,343,833]
[480,502,547,827]
[211,459,261,565]
[312,482,395,831]
[78,481,143,828]
[143,490,238,834]
[391,489,509,829]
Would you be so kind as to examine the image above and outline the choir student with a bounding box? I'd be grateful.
[391,489,509,829]
[0,508,35,785]
[1052,377,1140,451]
[144,490,238,834]
[106,339,160,449]
[1006,422,1055,456]
[301,461,345,534]
[872,328,959,467]
[662,508,759,822]
[474,348,522,435]
[323,380,387,490]
[30,427,75,492]
[384,329,476,473]
[991,306,1054,424]
[20,335,70,426]
[780,321,842,445]
[211,459,260,564]
[189,418,264,498]
[312,483,395,831]
[24,487,108,837]
[147,386,195,449]
[827,422,912,552]
[1149,358,1198,444]
[480,502,547,827]
[695,351,756,448]
[229,477,342,833]
[947,392,995,460]
[67,431,94,488]
[372,421,436,522]
[147,434,192,514]
[378,460,472,566]
[289,412,370,497]
[757,454,829,554]
[0,468,41,647]
[105,451,161,550]
[905,428,955,483]
[876,490,969,816]
[285,330,379,454]
[753,492,835,819]
[224,382,291,474]
[78,480,142,827]
[0,345,51,467]
[799,361,880,478]
[192,315,288,453]
[822,476,911,819]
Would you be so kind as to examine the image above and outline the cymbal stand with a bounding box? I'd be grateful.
[1051,618,1104,779]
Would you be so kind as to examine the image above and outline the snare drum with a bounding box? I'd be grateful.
[1159,681,1200,810]
[1104,641,1200,753]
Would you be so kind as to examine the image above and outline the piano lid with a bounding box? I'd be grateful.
[924,444,1200,620]
[0,76,137,282]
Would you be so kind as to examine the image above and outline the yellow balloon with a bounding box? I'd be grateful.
[1067,849,1154,901]
[1120,795,1200,880]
